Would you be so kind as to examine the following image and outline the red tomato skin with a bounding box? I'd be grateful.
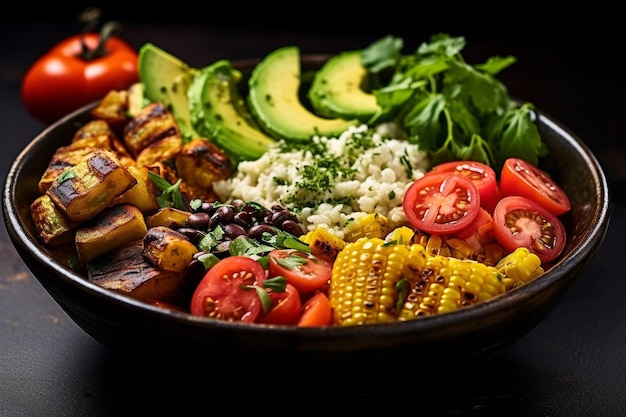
[453,207,495,251]
[268,249,332,295]
[403,173,481,235]
[428,160,499,213]
[298,292,333,327]
[190,256,266,323]
[500,158,571,216]
[21,33,139,124]
[492,196,566,263]
[257,283,302,325]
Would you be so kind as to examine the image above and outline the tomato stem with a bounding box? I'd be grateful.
[76,7,122,61]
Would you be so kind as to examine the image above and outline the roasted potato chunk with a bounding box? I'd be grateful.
[143,226,198,274]
[46,149,138,222]
[75,204,148,264]
[87,240,184,301]
[30,194,79,246]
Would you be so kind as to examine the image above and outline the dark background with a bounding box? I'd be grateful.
[2,8,625,416]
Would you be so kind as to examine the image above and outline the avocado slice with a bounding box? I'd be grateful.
[138,42,199,141]
[247,46,357,141]
[308,50,381,122]
[188,60,277,162]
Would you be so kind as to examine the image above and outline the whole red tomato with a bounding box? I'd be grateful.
[21,31,139,124]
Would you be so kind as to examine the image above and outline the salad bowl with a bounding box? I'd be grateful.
[2,55,611,376]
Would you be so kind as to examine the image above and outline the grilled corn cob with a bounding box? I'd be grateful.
[398,246,505,320]
[495,247,544,290]
[329,237,509,326]
[329,237,409,326]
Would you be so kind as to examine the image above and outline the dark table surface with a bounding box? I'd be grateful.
[2,10,625,416]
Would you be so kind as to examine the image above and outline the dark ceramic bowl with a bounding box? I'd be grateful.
[2,57,611,374]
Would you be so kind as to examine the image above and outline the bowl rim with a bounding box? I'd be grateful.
[2,57,612,341]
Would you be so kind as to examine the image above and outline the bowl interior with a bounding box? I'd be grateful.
[2,56,612,367]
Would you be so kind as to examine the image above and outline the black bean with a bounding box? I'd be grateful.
[233,211,252,227]
[271,210,297,226]
[187,212,211,230]
[281,220,304,236]
[231,199,245,211]
[215,205,234,222]
[198,201,214,214]
[207,212,222,230]
[223,223,246,239]
[248,224,276,240]
[183,258,207,292]
[176,227,204,244]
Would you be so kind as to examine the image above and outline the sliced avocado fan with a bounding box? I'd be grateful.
[247,46,357,141]
[188,60,277,162]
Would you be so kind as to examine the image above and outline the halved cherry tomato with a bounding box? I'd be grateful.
[257,283,302,325]
[452,207,495,251]
[268,249,332,294]
[427,160,499,213]
[190,256,266,323]
[298,292,333,327]
[492,196,566,263]
[500,157,571,216]
[403,173,481,235]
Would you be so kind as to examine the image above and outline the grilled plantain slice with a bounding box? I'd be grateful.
[75,203,148,264]
[143,226,198,274]
[71,119,135,165]
[113,165,160,213]
[135,134,183,167]
[87,240,184,301]
[46,149,138,222]
[37,146,100,194]
[175,138,232,201]
[30,194,79,246]
[123,102,182,160]
[145,207,191,229]
[90,89,130,134]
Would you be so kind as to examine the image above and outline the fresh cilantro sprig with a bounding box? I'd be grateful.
[148,171,186,210]
[362,33,547,172]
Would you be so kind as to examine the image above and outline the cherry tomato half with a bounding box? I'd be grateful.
[492,196,566,263]
[403,173,481,235]
[257,283,302,325]
[297,292,333,327]
[190,256,266,323]
[500,157,571,216]
[452,207,495,251]
[268,249,332,295]
[427,160,499,213]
